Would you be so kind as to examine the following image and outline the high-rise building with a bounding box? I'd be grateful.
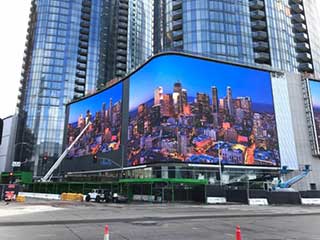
[16,0,153,176]
[211,86,218,113]
[100,0,153,84]
[154,0,320,77]
[226,86,234,116]
[154,86,163,105]
[16,0,107,176]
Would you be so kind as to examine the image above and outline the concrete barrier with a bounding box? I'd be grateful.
[207,197,227,204]
[132,194,155,202]
[61,193,83,201]
[16,195,26,202]
[249,198,268,206]
[301,198,320,205]
[18,192,61,200]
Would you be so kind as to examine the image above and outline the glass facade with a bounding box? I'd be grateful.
[304,0,320,79]
[127,0,153,73]
[16,0,104,176]
[154,0,320,76]
[16,0,154,177]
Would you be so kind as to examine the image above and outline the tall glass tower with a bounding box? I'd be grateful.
[154,0,320,77]
[16,0,107,176]
[99,0,153,85]
[16,0,154,177]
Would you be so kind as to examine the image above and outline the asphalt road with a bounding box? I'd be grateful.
[0,200,319,240]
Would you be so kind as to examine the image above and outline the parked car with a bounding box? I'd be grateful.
[112,192,128,203]
[85,189,112,203]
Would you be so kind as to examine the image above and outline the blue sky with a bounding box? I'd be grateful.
[309,80,320,108]
[129,55,273,111]
[68,83,122,123]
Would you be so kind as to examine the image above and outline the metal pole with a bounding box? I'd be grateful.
[246,178,250,204]
[218,150,222,186]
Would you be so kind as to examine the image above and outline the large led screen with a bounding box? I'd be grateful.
[128,55,280,167]
[67,83,122,157]
[309,79,320,152]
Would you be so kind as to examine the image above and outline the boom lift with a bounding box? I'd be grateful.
[274,165,311,191]
[40,121,92,182]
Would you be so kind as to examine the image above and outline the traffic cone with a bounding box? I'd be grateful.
[235,225,242,240]
[104,224,109,240]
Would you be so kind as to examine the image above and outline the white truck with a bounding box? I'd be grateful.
[85,189,111,203]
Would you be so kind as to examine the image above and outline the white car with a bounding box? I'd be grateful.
[85,189,111,203]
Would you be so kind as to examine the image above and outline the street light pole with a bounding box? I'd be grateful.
[219,156,222,186]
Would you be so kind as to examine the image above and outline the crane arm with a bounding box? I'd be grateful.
[278,165,311,188]
[40,121,92,182]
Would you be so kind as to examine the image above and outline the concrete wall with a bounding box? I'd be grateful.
[275,73,320,190]
[0,115,17,172]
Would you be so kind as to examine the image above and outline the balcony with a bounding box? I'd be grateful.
[172,9,182,21]
[253,41,269,51]
[294,32,308,42]
[295,42,310,52]
[80,21,90,28]
[74,93,84,99]
[80,35,89,42]
[82,0,91,7]
[82,7,91,14]
[254,52,270,63]
[173,19,183,31]
[119,9,128,16]
[78,49,88,56]
[76,63,87,71]
[292,13,305,23]
[119,16,128,23]
[77,56,87,64]
[118,29,127,36]
[76,71,86,78]
[80,28,90,35]
[249,0,264,10]
[118,22,128,29]
[298,62,313,72]
[81,13,91,21]
[172,0,182,11]
[251,20,267,30]
[293,23,307,33]
[119,2,128,10]
[116,69,126,76]
[297,52,312,62]
[116,63,127,71]
[172,30,183,41]
[74,86,85,94]
[116,55,127,63]
[118,36,127,43]
[117,42,127,49]
[250,10,265,20]
[291,4,304,13]
[79,41,88,49]
[290,0,302,4]
[75,79,86,86]
[117,49,127,56]
[253,31,267,40]
[173,40,183,48]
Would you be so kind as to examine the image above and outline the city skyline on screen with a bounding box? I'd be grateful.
[309,80,320,148]
[67,83,122,158]
[129,55,273,111]
[128,55,280,167]
[68,83,122,124]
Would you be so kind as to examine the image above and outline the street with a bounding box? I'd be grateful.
[0,200,319,239]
